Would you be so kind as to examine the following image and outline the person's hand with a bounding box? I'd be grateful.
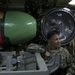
[45,51,50,58]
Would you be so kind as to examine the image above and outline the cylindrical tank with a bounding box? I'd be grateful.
[0,11,37,45]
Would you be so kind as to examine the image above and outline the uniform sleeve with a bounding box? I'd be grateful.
[65,48,75,75]
[26,43,45,53]
[66,58,75,75]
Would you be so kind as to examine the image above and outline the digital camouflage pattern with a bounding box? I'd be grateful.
[66,57,75,75]
[26,43,45,53]
[26,43,75,75]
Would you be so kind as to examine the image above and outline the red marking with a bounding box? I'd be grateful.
[0,34,3,44]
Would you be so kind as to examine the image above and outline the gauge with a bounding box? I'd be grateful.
[11,58,17,65]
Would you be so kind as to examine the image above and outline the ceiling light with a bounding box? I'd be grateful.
[69,0,75,5]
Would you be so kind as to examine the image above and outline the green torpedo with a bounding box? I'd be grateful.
[0,11,37,45]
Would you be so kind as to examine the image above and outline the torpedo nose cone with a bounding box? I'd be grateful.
[1,11,37,45]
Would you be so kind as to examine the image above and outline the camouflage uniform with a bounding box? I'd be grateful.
[26,43,45,53]
[66,57,75,75]
[26,43,75,75]
[45,46,74,75]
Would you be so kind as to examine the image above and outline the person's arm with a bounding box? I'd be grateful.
[26,43,45,53]
[65,49,75,75]
[66,57,75,75]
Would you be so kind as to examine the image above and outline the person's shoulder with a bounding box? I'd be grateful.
[60,47,69,53]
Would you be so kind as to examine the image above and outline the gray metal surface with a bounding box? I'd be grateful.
[0,53,49,75]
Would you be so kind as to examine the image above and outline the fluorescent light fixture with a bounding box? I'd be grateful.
[69,0,75,5]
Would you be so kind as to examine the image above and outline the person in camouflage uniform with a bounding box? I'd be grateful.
[26,29,75,75]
